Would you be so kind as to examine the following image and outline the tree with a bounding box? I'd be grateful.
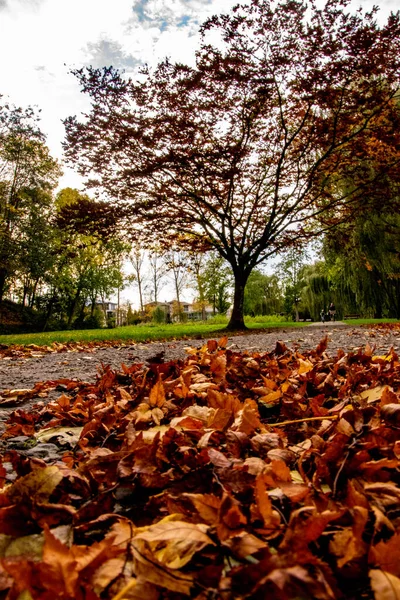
[164,251,190,321]
[278,248,310,321]
[188,252,208,320]
[12,187,55,307]
[129,244,147,313]
[0,100,61,301]
[41,188,127,330]
[202,253,232,315]
[244,270,283,316]
[64,0,400,329]
[323,208,400,319]
[148,250,167,303]
[301,261,332,321]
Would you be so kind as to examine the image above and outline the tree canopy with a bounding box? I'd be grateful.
[0,99,61,302]
[64,0,400,329]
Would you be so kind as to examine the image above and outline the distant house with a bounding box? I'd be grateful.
[96,301,127,326]
[144,300,213,321]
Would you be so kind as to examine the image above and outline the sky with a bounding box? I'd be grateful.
[0,0,230,189]
[0,0,397,307]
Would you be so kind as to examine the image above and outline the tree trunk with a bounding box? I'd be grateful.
[137,278,144,312]
[42,296,55,332]
[227,274,247,330]
[22,284,28,307]
[67,288,81,328]
[29,280,39,308]
[294,302,300,322]
[0,268,8,303]
[174,276,181,322]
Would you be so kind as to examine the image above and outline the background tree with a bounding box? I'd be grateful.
[64,0,400,329]
[129,244,147,313]
[202,253,232,315]
[188,252,208,320]
[278,248,309,322]
[0,100,61,301]
[301,261,333,321]
[322,207,400,319]
[148,250,167,304]
[12,187,55,307]
[244,270,283,316]
[40,188,127,330]
[164,251,190,322]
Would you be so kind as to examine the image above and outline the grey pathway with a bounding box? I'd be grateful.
[0,323,399,392]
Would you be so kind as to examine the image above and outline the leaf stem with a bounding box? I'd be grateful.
[110,578,137,600]
[272,415,338,427]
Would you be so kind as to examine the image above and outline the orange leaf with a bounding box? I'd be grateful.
[232,399,262,435]
[217,493,247,541]
[148,379,166,408]
[184,493,221,525]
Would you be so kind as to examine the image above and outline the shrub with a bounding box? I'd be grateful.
[84,308,104,329]
[245,314,290,324]
[152,306,166,324]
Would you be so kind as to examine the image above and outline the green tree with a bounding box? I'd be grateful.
[65,0,400,329]
[278,248,309,322]
[130,244,147,313]
[164,251,189,322]
[0,100,61,300]
[11,187,55,307]
[323,208,400,318]
[41,189,128,329]
[244,270,283,316]
[301,261,332,321]
[188,252,208,320]
[202,254,232,315]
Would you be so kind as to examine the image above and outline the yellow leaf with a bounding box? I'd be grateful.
[370,569,400,600]
[261,376,278,390]
[132,518,214,569]
[298,359,314,374]
[184,493,220,525]
[232,400,262,436]
[360,386,385,403]
[259,390,282,405]
[151,407,164,426]
[8,466,63,504]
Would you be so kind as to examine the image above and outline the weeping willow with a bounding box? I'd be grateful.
[321,209,400,318]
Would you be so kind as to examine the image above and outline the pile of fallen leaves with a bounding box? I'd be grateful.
[364,322,400,332]
[0,340,134,360]
[0,336,399,599]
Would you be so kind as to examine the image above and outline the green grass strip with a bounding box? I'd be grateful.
[0,320,308,347]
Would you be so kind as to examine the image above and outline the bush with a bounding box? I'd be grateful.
[84,312,104,329]
[152,306,166,324]
[206,314,228,325]
[245,314,290,324]
[107,316,116,328]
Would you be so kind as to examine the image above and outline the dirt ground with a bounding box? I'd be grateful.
[1,322,399,393]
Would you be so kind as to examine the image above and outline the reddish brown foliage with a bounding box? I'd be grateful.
[0,336,400,598]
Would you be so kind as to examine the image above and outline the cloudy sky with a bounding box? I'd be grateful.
[0,0,230,189]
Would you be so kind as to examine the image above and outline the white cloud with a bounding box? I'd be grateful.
[0,0,230,166]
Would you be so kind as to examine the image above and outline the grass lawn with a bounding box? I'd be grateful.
[343,318,400,326]
[0,319,308,347]
[1,317,398,348]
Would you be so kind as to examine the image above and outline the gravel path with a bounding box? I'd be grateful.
[1,323,399,393]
